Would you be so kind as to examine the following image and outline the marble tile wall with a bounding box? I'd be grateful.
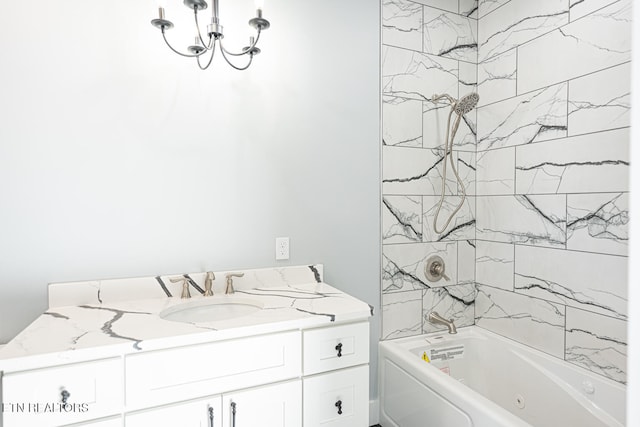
[381,0,631,385]
[475,0,631,384]
[382,0,479,339]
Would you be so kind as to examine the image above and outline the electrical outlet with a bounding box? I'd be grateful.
[275,237,289,260]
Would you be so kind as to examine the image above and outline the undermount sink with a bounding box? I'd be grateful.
[160,298,264,323]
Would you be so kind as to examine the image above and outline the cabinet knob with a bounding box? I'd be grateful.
[60,389,70,405]
[335,342,343,357]
[335,400,343,415]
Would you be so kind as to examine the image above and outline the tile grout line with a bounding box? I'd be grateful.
[474,61,631,109]
[385,124,630,153]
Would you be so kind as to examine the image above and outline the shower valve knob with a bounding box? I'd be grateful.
[425,255,450,282]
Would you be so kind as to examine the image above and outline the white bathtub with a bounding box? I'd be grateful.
[379,327,626,427]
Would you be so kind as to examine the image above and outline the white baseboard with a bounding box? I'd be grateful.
[369,398,380,425]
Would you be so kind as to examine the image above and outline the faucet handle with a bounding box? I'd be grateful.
[170,276,191,299]
[225,273,244,295]
[425,255,450,282]
[204,271,215,297]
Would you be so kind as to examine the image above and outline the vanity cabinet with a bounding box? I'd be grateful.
[301,322,370,426]
[1,321,369,427]
[221,380,301,427]
[126,396,222,427]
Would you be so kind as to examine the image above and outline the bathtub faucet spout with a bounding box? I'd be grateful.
[428,311,457,334]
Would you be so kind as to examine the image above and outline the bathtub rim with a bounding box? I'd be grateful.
[378,326,626,427]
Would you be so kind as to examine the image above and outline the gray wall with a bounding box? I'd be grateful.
[0,0,381,396]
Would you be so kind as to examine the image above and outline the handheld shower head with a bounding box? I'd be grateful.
[430,91,479,235]
[454,92,479,115]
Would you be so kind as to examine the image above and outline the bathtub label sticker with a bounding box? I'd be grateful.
[429,345,465,362]
[422,351,430,362]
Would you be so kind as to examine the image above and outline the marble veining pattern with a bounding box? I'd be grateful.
[477,82,568,151]
[567,193,629,256]
[569,0,619,21]
[565,307,627,383]
[381,0,630,385]
[423,101,477,152]
[477,49,516,106]
[383,146,457,195]
[2,279,370,362]
[568,62,631,136]
[383,45,459,101]
[517,0,631,94]
[515,128,630,195]
[476,240,514,290]
[475,285,566,358]
[423,283,477,333]
[459,0,479,18]
[383,0,424,51]
[457,240,476,285]
[383,96,423,147]
[411,0,456,13]
[459,60,479,95]
[476,147,515,195]
[476,195,567,247]
[383,195,423,243]
[478,0,511,18]
[423,196,476,242]
[49,265,324,308]
[478,0,568,62]
[382,290,423,339]
[383,242,457,293]
[514,245,627,319]
[423,7,478,62]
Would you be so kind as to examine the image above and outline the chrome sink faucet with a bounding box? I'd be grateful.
[204,271,215,296]
[225,273,244,294]
[428,311,457,334]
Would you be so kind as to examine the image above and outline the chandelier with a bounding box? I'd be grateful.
[150,0,270,71]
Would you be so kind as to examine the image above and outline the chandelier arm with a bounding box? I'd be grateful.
[220,46,254,70]
[194,9,215,50]
[197,39,218,70]
[162,29,208,58]
[220,29,262,56]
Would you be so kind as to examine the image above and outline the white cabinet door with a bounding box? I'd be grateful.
[222,380,301,427]
[75,418,123,427]
[303,365,369,427]
[125,396,221,427]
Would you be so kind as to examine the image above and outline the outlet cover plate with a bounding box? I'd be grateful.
[275,237,289,260]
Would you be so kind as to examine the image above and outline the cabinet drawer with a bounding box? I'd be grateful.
[303,365,369,427]
[303,322,369,375]
[1,358,123,427]
[125,331,301,409]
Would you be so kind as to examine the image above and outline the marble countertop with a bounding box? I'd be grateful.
[0,266,372,372]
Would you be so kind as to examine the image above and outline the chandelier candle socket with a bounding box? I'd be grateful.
[150,0,270,71]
